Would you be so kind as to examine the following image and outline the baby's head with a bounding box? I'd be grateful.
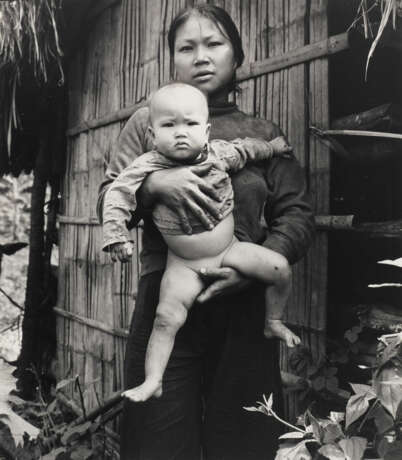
[148,83,210,163]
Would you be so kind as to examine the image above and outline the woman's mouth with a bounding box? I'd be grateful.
[193,71,214,82]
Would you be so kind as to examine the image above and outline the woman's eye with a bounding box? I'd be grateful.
[178,45,192,52]
[208,41,222,47]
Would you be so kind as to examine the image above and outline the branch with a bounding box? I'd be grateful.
[0,287,24,310]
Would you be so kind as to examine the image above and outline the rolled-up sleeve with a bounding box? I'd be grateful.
[263,156,315,265]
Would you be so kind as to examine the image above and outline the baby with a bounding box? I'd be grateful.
[102,82,301,402]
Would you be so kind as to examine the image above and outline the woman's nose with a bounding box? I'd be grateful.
[193,46,209,65]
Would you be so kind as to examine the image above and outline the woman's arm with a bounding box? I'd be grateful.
[139,163,223,234]
[263,156,315,264]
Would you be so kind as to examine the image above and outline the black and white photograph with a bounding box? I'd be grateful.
[0,1,401,459]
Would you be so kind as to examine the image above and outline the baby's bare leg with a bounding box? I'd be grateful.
[123,262,204,402]
[222,242,301,347]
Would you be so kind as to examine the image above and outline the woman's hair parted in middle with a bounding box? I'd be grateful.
[167,4,245,69]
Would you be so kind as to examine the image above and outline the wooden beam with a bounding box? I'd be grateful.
[66,33,349,137]
[331,103,402,130]
[66,100,147,137]
[58,215,100,225]
[87,0,121,21]
[237,32,349,81]
[54,307,129,338]
[316,215,402,237]
[318,129,402,141]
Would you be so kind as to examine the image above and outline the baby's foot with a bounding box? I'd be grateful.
[264,320,301,348]
[122,379,162,403]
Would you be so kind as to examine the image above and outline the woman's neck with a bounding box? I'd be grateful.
[208,88,229,107]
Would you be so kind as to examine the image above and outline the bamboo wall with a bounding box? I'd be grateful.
[58,0,329,420]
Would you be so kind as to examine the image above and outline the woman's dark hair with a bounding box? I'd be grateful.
[168,5,245,69]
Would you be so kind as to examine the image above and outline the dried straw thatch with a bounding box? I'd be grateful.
[0,0,64,175]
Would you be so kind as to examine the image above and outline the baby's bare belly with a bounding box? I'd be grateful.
[163,214,234,260]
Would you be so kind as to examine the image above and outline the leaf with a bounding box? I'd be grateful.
[279,431,306,440]
[318,443,346,459]
[378,258,402,268]
[6,394,26,406]
[307,411,323,443]
[312,376,326,391]
[41,447,68,460]
[56,376,78,391]
[263,393,273,412]
[345,329,359,344]
[326,376,339,392]
[330,412,345,424]
[377,340,401,371]
[322,423,344,444]
[70,446,93,459]
[384,440,402,460]
[349,383,375,398]
[275,440,312,460]
[61,421,92,446]
[365,0,396,79]
[46,399,58,414]
[243,406,260,412]
[374,366,402,418]
[345,394,370,429]
[371,404,394,434]
[0,359,39,444]
[338,437,367,460]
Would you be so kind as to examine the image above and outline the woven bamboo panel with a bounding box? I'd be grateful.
[59,0,330,421]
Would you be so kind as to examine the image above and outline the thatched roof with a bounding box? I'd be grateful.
[0,0,95,176]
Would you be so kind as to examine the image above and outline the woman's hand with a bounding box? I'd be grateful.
[196,267,252,303]
[140,163,223,234]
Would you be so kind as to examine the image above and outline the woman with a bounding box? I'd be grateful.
[97,5,315,460]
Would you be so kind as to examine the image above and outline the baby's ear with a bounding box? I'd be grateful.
[205,123,211,138]
[147,126,155,140]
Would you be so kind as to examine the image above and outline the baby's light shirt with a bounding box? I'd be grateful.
[102,137,276,250]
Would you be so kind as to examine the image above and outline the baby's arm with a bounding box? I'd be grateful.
[214,136,292,173]
[102,152,170,253]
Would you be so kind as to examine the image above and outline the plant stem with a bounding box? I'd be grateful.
[357,399,379,433]
[269,410,306,434]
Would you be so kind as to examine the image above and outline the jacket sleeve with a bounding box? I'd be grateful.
[102,153,170,251]
[262,155,315,265]
[96,106,150,227]
[213,137,276,173]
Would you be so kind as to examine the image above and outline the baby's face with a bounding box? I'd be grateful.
[149,88,210,163]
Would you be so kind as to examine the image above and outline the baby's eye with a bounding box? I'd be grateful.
[187,121,199,126]
[161,122,174,128]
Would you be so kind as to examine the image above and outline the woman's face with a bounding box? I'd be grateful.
[173,15,237,97]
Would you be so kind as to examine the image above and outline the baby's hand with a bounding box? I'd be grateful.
[109,242,134,263]
[270,136,293,156]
